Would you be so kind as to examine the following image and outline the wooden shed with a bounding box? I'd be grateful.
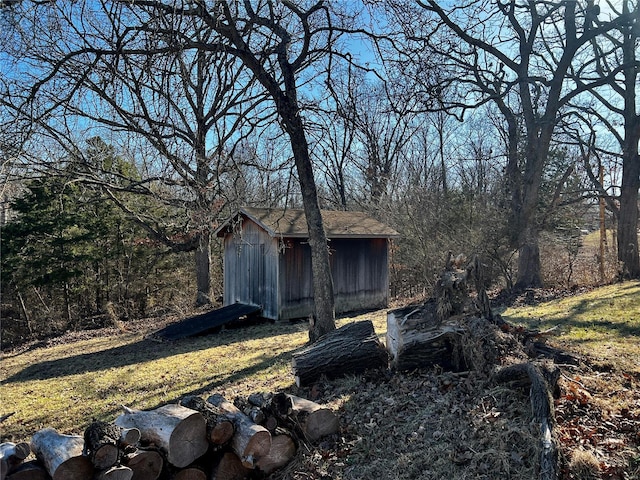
[214,207,399,321]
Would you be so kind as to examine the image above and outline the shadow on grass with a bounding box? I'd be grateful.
[1,321,307,384]
[504,290,640,339]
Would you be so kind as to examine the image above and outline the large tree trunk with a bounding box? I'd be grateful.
[515,225,543,289]
[30,428,94,480]
[114,405,208,469]
[291,320,388,387]
[617,16,640,279]
[287,114,336,342]
[194,230,212,306]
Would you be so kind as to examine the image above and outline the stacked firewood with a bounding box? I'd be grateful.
[0,392,338,480]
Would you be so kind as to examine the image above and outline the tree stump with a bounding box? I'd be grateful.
[206,394,271,468]
[114,405,208,469]
[291,320,388,387]
[30,428,94,480]
[386,304,466,371]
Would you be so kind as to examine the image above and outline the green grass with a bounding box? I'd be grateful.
[500,280,640,373]
[0,311,388,443]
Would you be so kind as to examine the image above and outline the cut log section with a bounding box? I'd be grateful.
[206,394,271,468]
[83,420,122,470]
[210,452,250,480]
[386,305,466,371]
[291,320,388,387]
[170,465,207,480]
[114,404,208,469]
[5,461,48,480]
[269,393,338,442]
[95,465,133,480]
[30,427,94,480]
[0,442,31,480]
[178,396,234,447]
[255,433,296,475]
[122,449,163,480]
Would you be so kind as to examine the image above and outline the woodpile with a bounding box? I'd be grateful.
[1,392,338,480]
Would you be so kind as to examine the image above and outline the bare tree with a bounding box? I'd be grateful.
[1,0,342,339]
[382,0,634,288]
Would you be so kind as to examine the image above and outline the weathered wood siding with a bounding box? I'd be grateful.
[278,237,390,320]
[278,240,314,320]
[331,238,389,313]
[223,220,279,319]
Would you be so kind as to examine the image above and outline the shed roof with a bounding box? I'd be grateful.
[215,207,399,239]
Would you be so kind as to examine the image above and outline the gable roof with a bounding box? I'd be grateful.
[215,207,399,239]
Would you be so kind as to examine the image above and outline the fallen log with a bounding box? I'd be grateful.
[210,452,250,480]
[494,362,559,480]
[30,428,94,480]
[114,404,208,469]
[206,394,271,469]
[178,396,234,447]
[95,465,133,480]
[386,304,466,371]
[268,393,338,442]
[255,432,296,475]
[83,420,122,470]
[122,449,163,480]
[5,461,48,480]
[291,320,388,387]
[0,443,31,480]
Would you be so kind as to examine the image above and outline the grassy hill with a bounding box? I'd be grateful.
[2,283,640,479]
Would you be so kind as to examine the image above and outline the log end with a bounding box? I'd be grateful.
[52,456,94,480]
[168,413,208,468]
[304,409,339,442]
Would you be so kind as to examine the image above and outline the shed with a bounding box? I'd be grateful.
[214,207,399,320]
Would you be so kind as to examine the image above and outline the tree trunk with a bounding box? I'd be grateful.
[291,320,388,387]
[30,428,94,480]
[206,394,271,469]
[286,115,336,342]
[121,450,163,480]
[114,405,208,469]
[0,442,30,480]
[195,230,212,306]
[617,15,640,279]
[515,224,543,289]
